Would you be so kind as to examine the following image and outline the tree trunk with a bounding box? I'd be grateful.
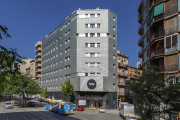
[23,93,25,107]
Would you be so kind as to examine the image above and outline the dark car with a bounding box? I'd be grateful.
[77,105,84,111]
[28,102,35,107]
[39,98,45,102]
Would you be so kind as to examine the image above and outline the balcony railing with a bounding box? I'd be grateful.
[138,24,142,33]
[138,36,142,46]
[165,65,178,71]
[118,72,128,77]
[154,0,163,4]
[138,48,142,57]
[165,44,178,53]
[164,8,178,17]
[118,82,125,86]
[150,48,165,59]
[150,30,164,43]
[117,92,126,96]
[165,26,178,35]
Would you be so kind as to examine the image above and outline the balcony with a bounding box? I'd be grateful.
[165,26,178,35]
[165,44,178,53]
[118,63,128,68]
[35,74,41,78]
[36,58,42,63]
[118,82,126,87]
[150,14,163,28]
[117,92,126,96]
[118,72,128,77]
[138,48,142,58]
[154,0,163,5]
[35,64,41,68]
[165,65,178,71]
[138,14,142,24]
[164,8,178,17]
[35,53,42,58]
[150,30,164,43]
[138,24,142,35]
[150,48,165,59]
[35,41,42,48]
[138,36,142,47]
[35,47,42,53]
[35,69,41,73]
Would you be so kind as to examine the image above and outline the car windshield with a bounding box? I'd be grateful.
[130,117,136,119]
[6,103,11,105]
[100,106,105,109]
[78,106,82,108]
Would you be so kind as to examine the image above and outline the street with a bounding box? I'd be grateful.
[0,100,123,120]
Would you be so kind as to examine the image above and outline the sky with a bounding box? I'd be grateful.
[0,0,141,68]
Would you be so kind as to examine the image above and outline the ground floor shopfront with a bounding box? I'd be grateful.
[47,91,117,109]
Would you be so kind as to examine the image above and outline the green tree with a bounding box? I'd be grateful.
[128,66,180,120]
[40,86,48,98]
[61,79,75,102]
[0,25,24,99]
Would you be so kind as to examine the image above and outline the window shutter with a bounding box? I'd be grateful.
[172,0,178,9]
[172,34,177,45]
[169,17,174,28]
[165,0,171,12]
[166,36,171,47]
[154,3,164,16]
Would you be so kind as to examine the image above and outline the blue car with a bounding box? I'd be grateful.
[34,97,39,101]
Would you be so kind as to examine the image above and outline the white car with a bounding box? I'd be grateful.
[5,102,13,109]
[126,116,136,120]
[99,106,105,113]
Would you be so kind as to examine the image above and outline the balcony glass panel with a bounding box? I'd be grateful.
[165,44,178,53]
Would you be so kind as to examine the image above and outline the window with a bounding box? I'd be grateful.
[76,33,79,37]
[113,26,115,31]
[97,43,100,47]
[85,24,88,28]
[85,33,88,37]
[107,33,109,37]
[113,35,115,39]
[97,63,100,67]
[60,35,62,39]
[60,43,62,47]
[68,38,70,42]
[113,55,115,59]
[97,53,101,57]
[90,14,95,18]
[65,40,67,44]
[85,43,88,47]
[68,21,70,25]
[90,73,95,76]
[90,43,95,47]
[56,46,58,49]
[113,17,115,21]
[68,29,70,34]
[65,32,67,36]
[85,73,88,76]
[85,14,88,17]
[97,33,100,37]
[56,39,58,42]
[113,45,115,49]
[90,63,95,67]
[113,64,115,68]
[85,53,89,57]
[90,24,95,28]
[97,24,100,28]
[90,33,95,37]
[113,74,116,78]
[97,14,100,18]
[90,53,95,57]
[60,60,62,63]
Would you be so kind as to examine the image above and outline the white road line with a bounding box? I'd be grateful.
[7,118,8,120]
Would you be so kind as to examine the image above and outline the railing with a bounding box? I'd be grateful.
[150,48,165,59]
[165,65,178,71]
[164,8,178,17]
[165,26,178,35]
[154,0,163,4]
[119,72,128,77]
[150,30,164,43]
[118,82,125,86]
[165,44,178,53]
[154,13,163,21]
[117,92,126,96]
[138,14,142,23]
[150,51,155,59]
[138,24,142,33]
[138,48,142,57]
[118,63,128,67]
[138,36,142,46]
[149,2,154,11]
[150,34,154,43]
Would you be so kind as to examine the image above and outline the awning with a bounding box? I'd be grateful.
[154,3,163,16]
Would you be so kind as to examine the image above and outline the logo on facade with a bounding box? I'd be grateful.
[87,79,96,89]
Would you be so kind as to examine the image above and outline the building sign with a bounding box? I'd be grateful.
[79,100,86,105]
[87,79,96,89]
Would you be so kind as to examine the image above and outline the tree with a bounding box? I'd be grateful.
[128,66,180,120]
[0,25,24,99]
[61,79,75,102]
[40,86,47,98]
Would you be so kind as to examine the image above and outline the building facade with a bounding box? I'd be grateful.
[35,41,42,86]
[138,0,180,78]
[41,8,117,109]
[26,60,36,79]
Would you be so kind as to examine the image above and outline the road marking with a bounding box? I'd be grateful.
[7,118,8,120]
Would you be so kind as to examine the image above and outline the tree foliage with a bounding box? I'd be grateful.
[61,79,75,102]
[128,66,180,120]
[0,25,24,99]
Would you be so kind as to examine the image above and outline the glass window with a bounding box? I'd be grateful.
[90,53,95,57]
[113,26,115,31]
[97,24,100,28]
[85,33,88,37]
[97,63,100,67]
[90,14,95,18]
[90,24,95,28]
[85,43,88,47]
[113,64,115,68]
[113,55,115,59]
[90,43,95,47]
[90,63,95,67]
[97,14,100,18]
[97,53,101,57]
[90,33,95,37]
[90,73,95,76]
[97,43,100,47]
[85,14,88,17]
[113,45,115,49]
[97,33,100,37]
[85,53,89,57]
[113,17,115,21]
[85,24,88,28]
[113,74,116,78]
[76,33,79,37]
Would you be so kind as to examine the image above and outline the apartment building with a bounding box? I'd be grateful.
[35,41,42,86]
[41,8,117,109]
[26,60,36,79]
[138,0,180,78]
[15,58,35,74]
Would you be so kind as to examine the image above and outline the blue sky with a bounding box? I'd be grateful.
[0,0,141,67]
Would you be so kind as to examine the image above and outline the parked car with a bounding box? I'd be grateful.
[126,115,136,120]
[34,97,39,101]
[99,106,105,113]
[28,101,35,107]
[5,102,13,109]
[73,104,76,111]
[77,105,84,111]
[39,98,45,102]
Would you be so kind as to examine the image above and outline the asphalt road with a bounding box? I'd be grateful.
[0,100,123,120]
